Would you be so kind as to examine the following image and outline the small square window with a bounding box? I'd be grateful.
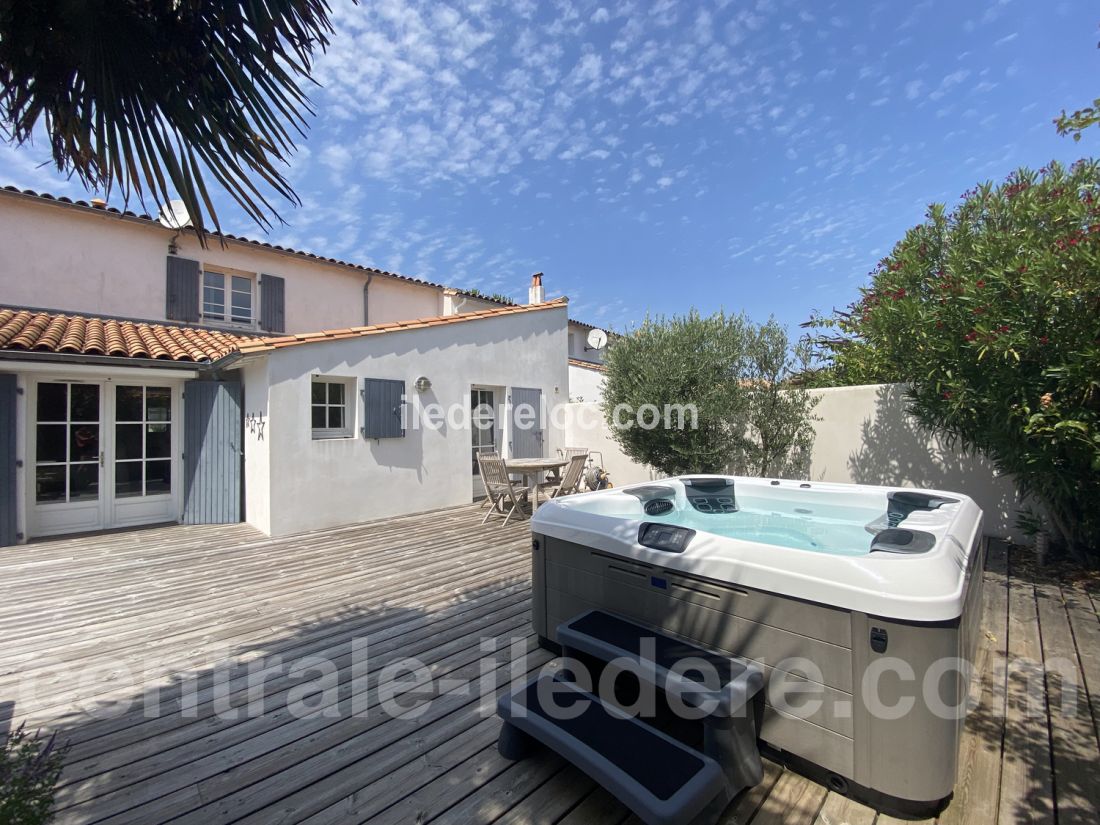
[201,268,254,326]
[311,377,354,439]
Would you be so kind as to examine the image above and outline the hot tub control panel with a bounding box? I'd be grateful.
[638,522,695,553]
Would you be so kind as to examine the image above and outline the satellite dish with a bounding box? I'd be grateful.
[158,199,192,230]
[586,328,609,351]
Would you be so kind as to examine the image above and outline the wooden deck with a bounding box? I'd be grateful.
[1,505,1097,824]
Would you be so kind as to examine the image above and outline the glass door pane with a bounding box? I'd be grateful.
[34,382,101,504]
[471,390,495,474]
[115,386,173,498]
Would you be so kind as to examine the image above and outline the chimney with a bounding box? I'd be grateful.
[528,272,545,305]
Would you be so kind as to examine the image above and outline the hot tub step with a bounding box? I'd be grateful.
[497,673,730,825]
[557,609,765,793]
[558,610,763,716]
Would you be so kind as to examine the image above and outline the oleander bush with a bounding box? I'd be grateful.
[807,160,1100,560]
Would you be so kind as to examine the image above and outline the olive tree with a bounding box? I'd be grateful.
[601,311,818,478]
[732,322,820,478]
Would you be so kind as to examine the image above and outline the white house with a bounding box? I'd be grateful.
[0,187,573,543]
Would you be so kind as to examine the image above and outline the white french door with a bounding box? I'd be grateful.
[471,387,500,500]
[30,379,180,537]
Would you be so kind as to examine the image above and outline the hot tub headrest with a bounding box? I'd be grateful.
[886,490,959,527]
[624,484,677,501]
[870,528,937,554]
[683,477,736,492]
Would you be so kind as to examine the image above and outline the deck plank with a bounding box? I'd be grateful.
[811,791,876,825]
[997,565,1055,824]
[553,787,630,825]
[748,769,828,824]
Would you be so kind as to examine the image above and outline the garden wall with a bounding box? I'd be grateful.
[559,383,1023,539]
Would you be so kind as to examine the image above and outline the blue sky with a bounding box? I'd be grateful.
[1,0,1096,333]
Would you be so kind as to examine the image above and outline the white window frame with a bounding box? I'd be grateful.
[200,265,256,328]
[471,388,497,475]
[311,376,355,440]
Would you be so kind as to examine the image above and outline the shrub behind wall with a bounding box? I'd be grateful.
[808,160,1100,559]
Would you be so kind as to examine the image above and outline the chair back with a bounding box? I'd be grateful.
[478,453,519,501]
[557,453,589,496]
[559,446,589,460]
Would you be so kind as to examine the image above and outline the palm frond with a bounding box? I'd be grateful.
[0,0,338,244]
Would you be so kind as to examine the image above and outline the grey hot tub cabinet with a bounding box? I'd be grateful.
[530,531,985,815]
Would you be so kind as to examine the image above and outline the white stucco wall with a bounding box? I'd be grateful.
[247,306,569,535]
[558,385,1023,539]
[0,193,458,333]
[568,363,606,402]
[240,360,272,535]
[805,384,1021,538]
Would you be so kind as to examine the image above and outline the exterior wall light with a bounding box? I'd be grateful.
[414,376,432,392]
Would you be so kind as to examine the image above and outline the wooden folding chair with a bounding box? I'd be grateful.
[558,446,590,460]
[478,453,530,526]
[539,453,589,499]
[476,450,500,508]
[551,446,589,481]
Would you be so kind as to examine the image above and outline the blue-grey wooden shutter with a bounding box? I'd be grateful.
[363,282,370,325]
[260,274,286,332]
[166,256,200,322]
[510,387,544,458]
[182,380,242,524]
[0,374,18,546]
[363,378,405,439]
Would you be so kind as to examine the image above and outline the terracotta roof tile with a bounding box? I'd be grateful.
[0,308,251,363]
[568,357,607,372]
[235,298,569,354]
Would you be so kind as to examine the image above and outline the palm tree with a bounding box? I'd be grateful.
[0,0,336,242]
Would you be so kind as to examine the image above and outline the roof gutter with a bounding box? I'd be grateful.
[0,349,216,371]
[206,350,270,371]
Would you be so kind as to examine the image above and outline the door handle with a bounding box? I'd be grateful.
[99,451,104,468]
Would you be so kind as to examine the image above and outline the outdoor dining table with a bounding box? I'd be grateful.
[504,457,568,511]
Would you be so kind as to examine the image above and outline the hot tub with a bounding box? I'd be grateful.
[529,475,985,814]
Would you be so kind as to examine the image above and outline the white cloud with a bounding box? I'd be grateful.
[320,145,353,174]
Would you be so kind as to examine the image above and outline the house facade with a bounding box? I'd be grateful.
[0,187,571,543]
